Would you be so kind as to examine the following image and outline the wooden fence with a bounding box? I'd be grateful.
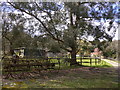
[2,57,101,78]
[76,57,101,66]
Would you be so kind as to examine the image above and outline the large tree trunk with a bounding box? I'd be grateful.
[2,38,6,55]
[9,41,14,56]
[70,49,79,66]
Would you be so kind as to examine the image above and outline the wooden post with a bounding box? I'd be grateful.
[90,58,92,66]
[80,57,82,65]
[97,58,99,64]
[99,58,101,64]
[57,58,60,70]
[98,58,99,64]
[95,58,97,65]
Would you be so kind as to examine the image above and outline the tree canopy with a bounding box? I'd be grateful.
[1,2,119,65]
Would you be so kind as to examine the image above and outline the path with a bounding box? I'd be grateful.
[102,59,119,68]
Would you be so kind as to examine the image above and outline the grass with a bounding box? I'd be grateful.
[2,57,113,75]
[47,76,118,88]
[77,59,113,67]
[2,57,116,88]
[48,57,113,70]
[2,67,118,88]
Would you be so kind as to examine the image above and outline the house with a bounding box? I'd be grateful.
[46,51,64,58]
[91,48,102,58]
[14,47,25,58]
[13,47,46,58]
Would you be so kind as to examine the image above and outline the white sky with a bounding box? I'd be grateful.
[90,20,119,41]
[113,26,119,40]
[15,11,119,41]
[3,2,119,41]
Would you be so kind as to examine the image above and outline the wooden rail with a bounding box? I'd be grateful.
[2,57,101,78]
[3,58,60,73]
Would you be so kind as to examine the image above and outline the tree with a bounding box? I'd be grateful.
[2,12,32,55]
[4,2,118,65]
[104,40,119,59]
[118,40,120,60]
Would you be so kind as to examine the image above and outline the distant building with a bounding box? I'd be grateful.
[13,47,46,58]
[14,47,25,58]
[91,48,102,58]
[46,51,64,58]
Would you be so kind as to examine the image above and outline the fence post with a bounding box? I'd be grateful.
[80,57,82,65]
[95,57,97,65]
[90,58,92,66]
[57,58,60,70]
[98,58,101,64]
[97,58,99,64]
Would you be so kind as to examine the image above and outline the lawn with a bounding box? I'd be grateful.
[77,58,113,67]
[49,57,113,70]
[2,57,118,89]
[2,67,118,88]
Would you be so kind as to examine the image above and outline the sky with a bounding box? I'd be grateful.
[87,29,119,41]
[114,26,119,40]
[1,2,119,41]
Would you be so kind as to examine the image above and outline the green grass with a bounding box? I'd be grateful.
[77,59,113,67]
[2,58,117,88]
[2,57,113,76]
[3,56,113,68]
[2,67,118,88]
[46,76,118,88]
[48,58,113,69]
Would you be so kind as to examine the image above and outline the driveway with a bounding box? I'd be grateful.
[102,59,119,68]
